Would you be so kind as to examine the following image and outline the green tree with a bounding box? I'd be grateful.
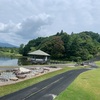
[19,44,24,54]
[40,36,65,59]
[20,31,100,61]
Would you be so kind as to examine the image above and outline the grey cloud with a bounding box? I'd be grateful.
[0,21,20,33]
[0,32,23,46]
[16,13,53,39]
[0,0,100,46]
[0,13,53,45]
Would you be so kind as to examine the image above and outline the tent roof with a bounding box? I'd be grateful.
[28,50,50,56]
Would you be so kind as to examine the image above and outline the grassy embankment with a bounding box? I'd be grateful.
[95,61,100,67]
[0,66,79,97]
[55,68,100,100]
[0,51,21,57]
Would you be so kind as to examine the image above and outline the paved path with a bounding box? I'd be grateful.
[0,69,89,100]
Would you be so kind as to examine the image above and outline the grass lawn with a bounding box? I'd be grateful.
[0,67,78,97]
[95,61,100,67]
[0,51,21,57]
[55,68,100,100]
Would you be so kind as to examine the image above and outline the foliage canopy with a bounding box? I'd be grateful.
[20,31,100,61]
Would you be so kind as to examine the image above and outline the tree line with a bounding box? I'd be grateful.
[0,47,19,56]
[19,31,100,61]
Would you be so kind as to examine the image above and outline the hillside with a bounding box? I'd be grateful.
[20,31,100,61]
[0,43,19,56]
[0,42,17,47]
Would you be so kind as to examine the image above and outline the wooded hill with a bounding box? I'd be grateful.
[19,31,100,61]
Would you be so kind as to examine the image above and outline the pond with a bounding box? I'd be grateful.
[0,56,31,66]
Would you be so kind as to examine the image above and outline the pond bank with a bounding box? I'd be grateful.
[0,66,62,86]
[0,63,76,71]
[0,63,77,86]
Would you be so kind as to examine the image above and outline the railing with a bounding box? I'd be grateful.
[50,60,68,64]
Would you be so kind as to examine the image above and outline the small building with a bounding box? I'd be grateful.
[28,50,50,64]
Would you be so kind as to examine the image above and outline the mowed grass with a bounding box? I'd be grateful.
[55,68,100,100]
[95,61,100,67]
[0,67,77,97]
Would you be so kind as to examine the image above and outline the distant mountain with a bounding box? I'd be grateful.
[0,42,17,47]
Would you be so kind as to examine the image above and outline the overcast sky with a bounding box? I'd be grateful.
[0,0,100,46]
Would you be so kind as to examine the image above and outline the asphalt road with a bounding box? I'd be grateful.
[0,69,89,100]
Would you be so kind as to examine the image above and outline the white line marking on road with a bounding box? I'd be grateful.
[22,77,63,100]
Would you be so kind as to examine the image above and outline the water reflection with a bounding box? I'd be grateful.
[0,57,18,66]
[0,57,31,66]
[18,57,32,65]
